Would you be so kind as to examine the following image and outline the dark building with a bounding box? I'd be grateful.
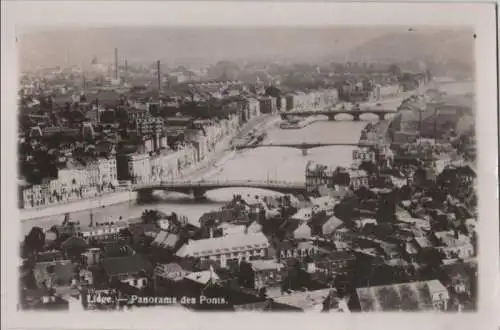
[375,189,397,223]
[148,102,161,117]
[259,97,277,114]
[285,94,294,111]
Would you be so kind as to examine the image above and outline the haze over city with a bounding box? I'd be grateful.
[19,26,474,71]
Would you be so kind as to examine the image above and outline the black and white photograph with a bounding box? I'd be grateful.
[2,1,499,330]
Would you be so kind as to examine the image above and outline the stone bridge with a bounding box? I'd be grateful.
[280,109,397,121]
[235,142,375,155]
[134,180,307,200]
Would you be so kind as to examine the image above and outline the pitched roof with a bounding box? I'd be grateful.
[273,288,332,311]
[356,280,448,311]
[322,216,343,235]
[185,269,220,285]
[176,233,269,258]
[250,259,284,271]
[152,231,180,249]
[154,263,188,281]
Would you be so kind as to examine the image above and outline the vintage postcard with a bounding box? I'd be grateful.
[1,1,498,330]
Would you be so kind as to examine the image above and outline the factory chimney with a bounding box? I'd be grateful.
[156,60,161,96]
[114,48,118,80]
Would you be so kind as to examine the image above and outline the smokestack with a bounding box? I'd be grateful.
[156,60,161,95]
[114,48,118,80]
[124,60,128,80]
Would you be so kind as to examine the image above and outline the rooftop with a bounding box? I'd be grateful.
[273,288,332,311]
[250,259,284,271]
[356,280,448,311]
[176,232,269,258]
[185,269,220,285]
[101,255,153,277]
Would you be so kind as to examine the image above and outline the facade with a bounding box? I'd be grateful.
[285,94,295,111]
[127,153,152,184]
[306,251,355,275]
[247,97,261,118]
[305,162,336,193]
[352,148,377,167]
[259,96,277,114]
[101,255,153,289]
[347,169,369,190]
[434,231,475,260]
[136,117,164,138]
[276,241,319,262]
[175,233,270,268]
[249,259,284,289]
[21,157,119,209]
[372,84,402,101]
[80,223,128,242]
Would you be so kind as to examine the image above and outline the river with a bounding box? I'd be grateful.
[20,118,369,234]
[20,80,473,235]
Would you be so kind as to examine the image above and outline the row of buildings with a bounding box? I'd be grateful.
[20,157,120,209]
[19,112,241,208]
[20,113,476,311]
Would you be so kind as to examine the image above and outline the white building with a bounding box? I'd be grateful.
[247,98,261,118]
[434,230,475,260]
[175,233,270,268]
[80,222,128,242]
[128,153,152,184]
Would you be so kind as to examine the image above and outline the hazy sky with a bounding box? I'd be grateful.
[18,26,473,71]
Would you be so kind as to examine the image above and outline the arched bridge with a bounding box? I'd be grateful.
[280,109,397,121]
[134,180,307,199]
[235,142,376,155]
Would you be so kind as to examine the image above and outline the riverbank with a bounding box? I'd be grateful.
[19,190,137,221]
[20,115,279,221]
[21,119,366,235]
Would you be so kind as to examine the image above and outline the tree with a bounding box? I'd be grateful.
[63,237,88,260]
[419,249,445,280]
[388,64,402,77]
[141,209,162,225]
[119,228,133,244]
[24,227,45,256]
[354,186,376,202]
[375,191,397,223]
[238,261,255,289]
[334,193,359,226]
[333,274,350,298]
[358,161,378,176]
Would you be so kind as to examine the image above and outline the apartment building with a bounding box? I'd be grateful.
[175,233,270,268]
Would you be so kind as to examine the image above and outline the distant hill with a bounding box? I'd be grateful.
[344,29,474,76]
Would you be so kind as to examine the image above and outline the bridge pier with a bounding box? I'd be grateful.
[301,148,308,156]
[352,113,361,121]
[192,189,207,201]
[327,115,336,121]
[137,189,154,202]
[377,113,385,121]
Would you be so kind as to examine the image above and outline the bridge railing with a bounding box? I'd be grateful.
[282,109,397,114]
[133,179,306,189]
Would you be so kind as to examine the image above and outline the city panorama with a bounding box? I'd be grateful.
[17,26,477,312]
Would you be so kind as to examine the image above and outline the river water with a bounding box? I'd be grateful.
[21,80,473,235]
[20,117,370,234]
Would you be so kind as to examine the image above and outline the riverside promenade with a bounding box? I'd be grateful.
[20,115,278,221]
